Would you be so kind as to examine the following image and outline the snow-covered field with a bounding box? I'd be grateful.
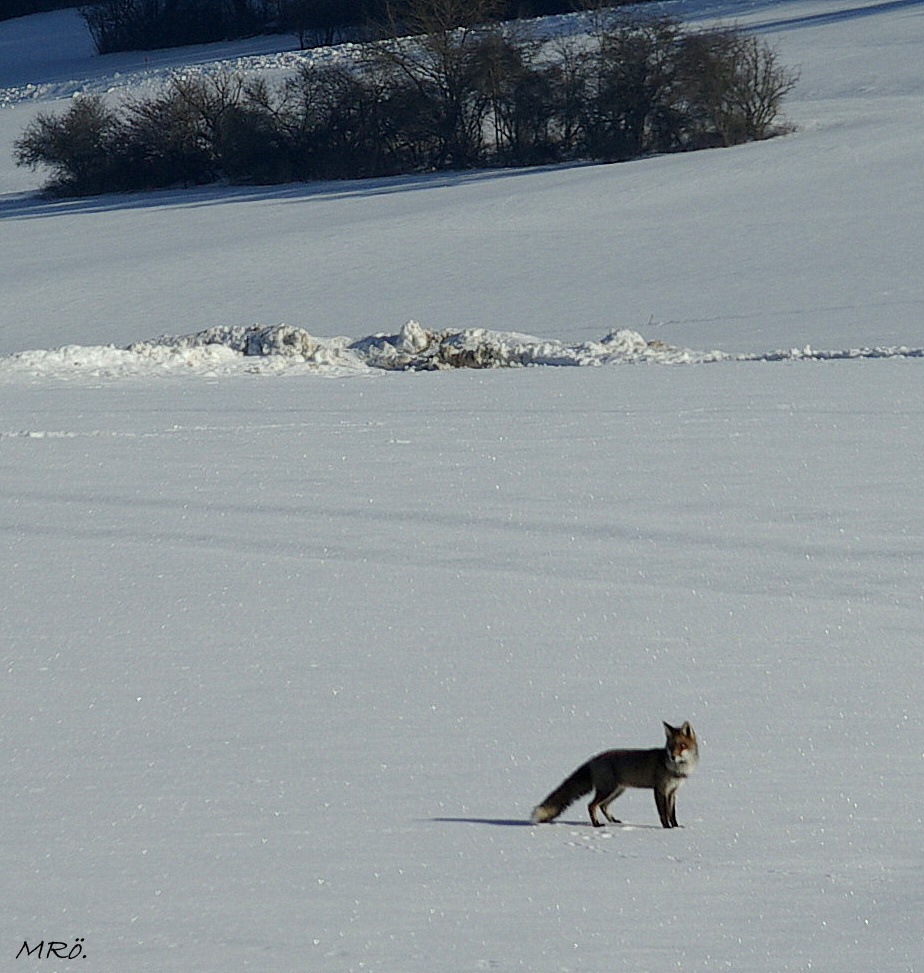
[1,2,922,971]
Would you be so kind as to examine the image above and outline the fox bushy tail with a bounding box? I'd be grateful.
[531,762,593,824]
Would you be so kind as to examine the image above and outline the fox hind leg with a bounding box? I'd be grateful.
[590,785,626,827]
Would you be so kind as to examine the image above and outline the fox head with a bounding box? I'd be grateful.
[663,721,698,773]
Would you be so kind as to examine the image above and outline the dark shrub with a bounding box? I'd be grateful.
[677,28,799,146]
[13,95,120,196]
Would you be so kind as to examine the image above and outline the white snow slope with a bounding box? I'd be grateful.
[1,2,922,972]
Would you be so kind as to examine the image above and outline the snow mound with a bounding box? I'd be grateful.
[2,322,922,383]
[137,322,726,372]
[132,323,358,366]
[345,321,716,370]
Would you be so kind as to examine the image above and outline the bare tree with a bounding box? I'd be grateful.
[368,0,506,168]
[577,12,686,160]
[382,0,504,35]
[678,29,799,145]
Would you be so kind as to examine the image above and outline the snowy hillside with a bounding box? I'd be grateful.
[1,0,923,358]
[1,3,923,972]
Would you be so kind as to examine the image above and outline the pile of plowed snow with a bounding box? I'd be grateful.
[134,322,722,369]
[1,321,922,382]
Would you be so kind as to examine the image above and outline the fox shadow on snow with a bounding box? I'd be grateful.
[430,817,662,829]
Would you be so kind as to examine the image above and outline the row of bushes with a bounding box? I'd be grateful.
[0,0,75,21]
[77,0,587,53]
[80,0,279,53]
[14,9,799,196]
[283,0,586,49]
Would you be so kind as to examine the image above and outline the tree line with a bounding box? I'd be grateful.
[1,0,579,45]
[77,0,585,53]
[14,2,799,196]
[0,0,75,19]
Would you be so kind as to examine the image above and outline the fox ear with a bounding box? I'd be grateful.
[680,721,694,736]
[663,721,675,736]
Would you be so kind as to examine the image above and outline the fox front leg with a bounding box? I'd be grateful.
[655,790,680,828]
[655,790,672,828]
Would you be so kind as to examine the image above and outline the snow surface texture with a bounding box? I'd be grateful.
[1,2,923,972]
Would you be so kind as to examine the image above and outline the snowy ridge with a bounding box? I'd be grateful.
[0,40,355,109]
[1,321,921,382]
[0,13,581,110]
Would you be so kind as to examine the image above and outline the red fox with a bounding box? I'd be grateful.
[531,721,699,828]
